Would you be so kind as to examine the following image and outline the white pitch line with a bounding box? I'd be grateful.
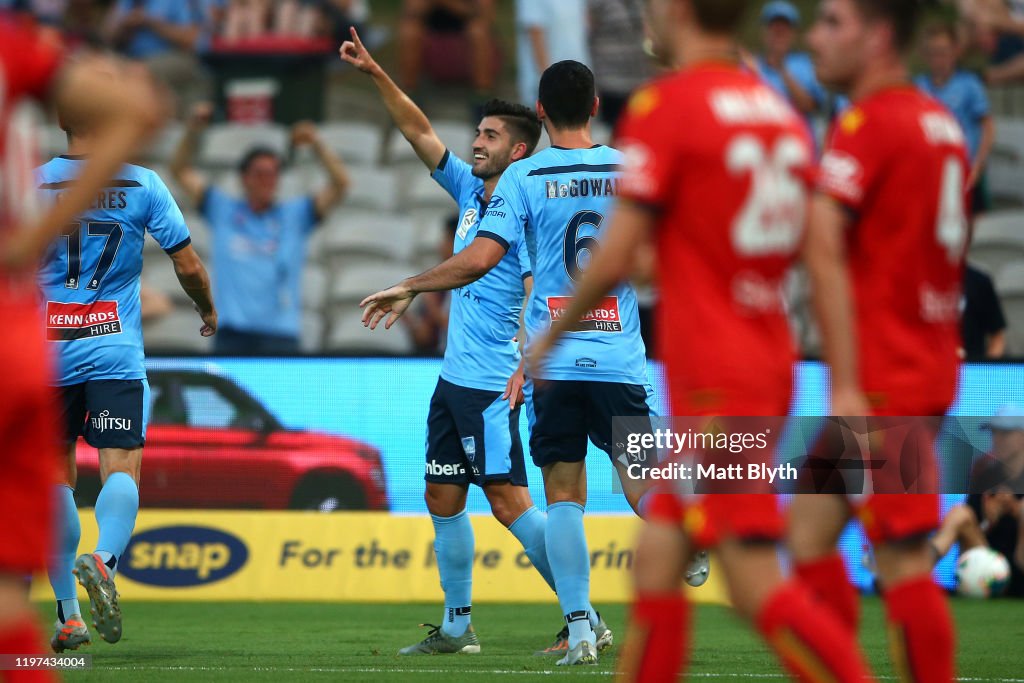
[97,666,1024,682]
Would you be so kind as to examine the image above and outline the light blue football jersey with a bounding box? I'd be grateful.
[476,145,648,384]
[37,157,191,385]
[431,150,532,392]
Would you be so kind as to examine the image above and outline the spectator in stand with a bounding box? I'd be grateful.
[917,23,996,214]
[962,263,1008,360]
[961,0,1024,84]
[103,0,211,115]
[170,102,351,354]
[515,0,589,107]
[747,2,826,126]
[586,0,652,128]
[932,405,1024,597]
[397,0,496,99]
[403,215,456,355]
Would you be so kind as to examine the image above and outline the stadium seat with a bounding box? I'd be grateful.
[325,309,414,354]
[199,123,289,169]
[320,210,417,268]
[143,306,214,353]
[143,122,184,164]
[328,262,414,307]
[996,261,1024,295]
[144,253,191,304]
[301,311,325,353]
[313,121,385,166]
[302,264,329,312]
[989,119,1024,206]
[386,119,474,165]
[591,121,613,146]
[404,167,456,210]
[970,210,1024,274]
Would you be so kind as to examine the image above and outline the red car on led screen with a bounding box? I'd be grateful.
[73,369,388,511]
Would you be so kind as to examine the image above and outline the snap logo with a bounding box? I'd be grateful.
[121,526,248,587]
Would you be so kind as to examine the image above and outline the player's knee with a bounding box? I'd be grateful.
[483,487,529,528]
[633,524,684,592]
[423,484,463,517]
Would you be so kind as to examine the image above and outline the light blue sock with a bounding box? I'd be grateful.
[48,485,81,622]
[94,472,139,578]
[431,509,474,637]
[508,506,556,593]
[546,501,596,649]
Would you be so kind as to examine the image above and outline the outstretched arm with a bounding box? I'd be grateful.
[292,121,351,220]
[360,237,506,330]
[170,102,212,209]
[339,27,446,170]
[805,194,870,416]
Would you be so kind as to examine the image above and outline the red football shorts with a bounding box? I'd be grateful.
[646,490,784,548]
[0,305,58,574]
[799,414,944,544]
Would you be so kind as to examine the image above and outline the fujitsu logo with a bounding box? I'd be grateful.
[91,410,132,433]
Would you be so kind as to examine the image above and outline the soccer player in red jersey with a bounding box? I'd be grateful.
[789,1,967,681]
[0,19,159,674]
[531,1,873,681]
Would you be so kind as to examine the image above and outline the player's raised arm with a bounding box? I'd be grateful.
[2,56,161,269]
[804,194,869,416]
[170,101,213,209]
[169,244,217,337]
[359,236,507,331]
[291,121,351,220]
[339,27,446,170]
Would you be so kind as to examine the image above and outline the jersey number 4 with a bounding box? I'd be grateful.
[61,221,124,290]
[728,134,809,257]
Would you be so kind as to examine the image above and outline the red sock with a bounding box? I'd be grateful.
[884,576,955,683]
[795,553,860,634]
[0,618,57,683]
[756,582,872,683]
[619,593,689,683]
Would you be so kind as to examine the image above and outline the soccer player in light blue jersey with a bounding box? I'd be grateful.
[361,60,698,666]
[37,103,216,651]
[340,29,611,657]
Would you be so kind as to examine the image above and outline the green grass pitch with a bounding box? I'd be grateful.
[46,598,1023,682]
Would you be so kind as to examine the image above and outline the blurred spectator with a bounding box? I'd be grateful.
[403,215,456,354]
[515,0,589,107]
[932,405,1024,596]
[961,0,1024,84]
[398,0,497,98]
[962,263,1008,360]
[916,23,995,214]
[748,2,825,123]
[170,103,351,354]
[586,0,652,128]
[103,0,211,115]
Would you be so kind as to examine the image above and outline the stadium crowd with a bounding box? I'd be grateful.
[1,0,1023,359]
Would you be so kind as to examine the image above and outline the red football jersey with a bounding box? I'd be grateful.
[817,87,968,416]
[617,64,815,416]
[0,17,62,300]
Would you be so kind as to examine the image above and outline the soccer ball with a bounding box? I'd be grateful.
[955,547,1011,598]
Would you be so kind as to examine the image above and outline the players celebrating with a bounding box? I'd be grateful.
[531,1,873,681]
[790,1,967,681]
[361,60,665,666]
[37,95,216,651]
[1,20,162,668]
[339,28,598,657]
